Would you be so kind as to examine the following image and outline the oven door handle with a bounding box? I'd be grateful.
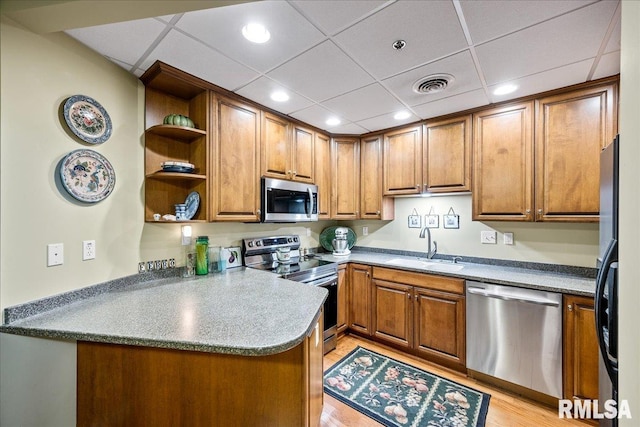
[303,275,337,288]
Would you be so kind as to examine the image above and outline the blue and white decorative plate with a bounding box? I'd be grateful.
[63,95,112,144]
[184,191,200,220]
[60,149,116,203]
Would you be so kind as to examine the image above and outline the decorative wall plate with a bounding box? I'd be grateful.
[63,95,112,144]
[184,191,200,220]
[60,149,116,203]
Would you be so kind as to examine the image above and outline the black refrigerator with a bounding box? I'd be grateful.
[595,135,619,427]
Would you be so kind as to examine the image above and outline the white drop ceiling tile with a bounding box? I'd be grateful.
[65,18,167,66]
[592,51,621,80]
[460,0,596,44]
[605,15,621,54]
[488,59,593,103]
[329,122,370,135]
[139,29,258,91]
[412,89,489,120]
[476,0,619,85]
[289,103,343,131]
[267,40,374,102]
[235,77,314,114]
[290,0,387,35]
[356,111,421,133]
[333,0,467,79]
[175,1,325,73]
[322,84,405,122]
[382,51,482,107]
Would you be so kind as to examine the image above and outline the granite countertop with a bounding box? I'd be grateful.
[0,268,327,356]
[315,250,596,297]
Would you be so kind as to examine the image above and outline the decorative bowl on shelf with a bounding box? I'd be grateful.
[163,114,195,128]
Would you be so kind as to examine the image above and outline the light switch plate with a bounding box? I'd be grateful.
[481,231,497,244]
[363,226,368,236]
[504,232,514,245]
[47,243,64,266]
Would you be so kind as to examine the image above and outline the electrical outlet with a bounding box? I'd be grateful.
[363,226,369,236]
[480,231,497,244]
[503,232,514,245]
[82,240,96,260]
[47,243,64,266]
[306,227,311,237]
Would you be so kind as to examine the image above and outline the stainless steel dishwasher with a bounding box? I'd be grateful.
[466,281,563,398]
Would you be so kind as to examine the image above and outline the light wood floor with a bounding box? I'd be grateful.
[321,335,591,427]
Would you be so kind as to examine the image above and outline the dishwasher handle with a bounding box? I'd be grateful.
[467,286,560,307]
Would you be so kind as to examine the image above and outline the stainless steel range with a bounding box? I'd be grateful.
[242,235,338,353]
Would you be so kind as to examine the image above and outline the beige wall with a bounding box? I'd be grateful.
[348,196,599,267]
[0,16,145,309]
[618,0,640,422]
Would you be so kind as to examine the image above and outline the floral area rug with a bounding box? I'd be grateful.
[324,346,490,427]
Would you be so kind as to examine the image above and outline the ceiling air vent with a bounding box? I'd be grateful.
[412,74,455,94]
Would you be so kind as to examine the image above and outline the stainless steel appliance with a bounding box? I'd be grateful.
[466,281,563,398]
[242,235,338,353]
[261,177,318,223]
[332,227,350,255]
[596,136,619,427]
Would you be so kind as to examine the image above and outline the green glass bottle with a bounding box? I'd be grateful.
[195,236,209,275]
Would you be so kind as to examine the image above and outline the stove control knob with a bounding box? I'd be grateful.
[287,237,293,243]
[248,241,254,247]
[256,241,262,246]
[293,236,299,242]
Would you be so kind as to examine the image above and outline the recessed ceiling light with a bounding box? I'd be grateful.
[270,91,289,102]
[242,23,270,44]
[493,84,518,96]
[394,111,411,120]
[326,117,341,126]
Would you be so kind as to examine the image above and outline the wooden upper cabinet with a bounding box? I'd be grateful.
[535,82,617,222]
[261,112,291,181]
[383,125,422,195]
[423,115,471,193]
[314,132,331,219]
[211,95,261,222]
[291,125,314,183]
[260,112,314,183]
[472,102,534,221]
[332,137,360,219]
[360,134,394,220]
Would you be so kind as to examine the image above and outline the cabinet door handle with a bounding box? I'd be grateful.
[293,170,297,176]
[376,210,380,215]
[257,209,261,215]
[568,304,573,312]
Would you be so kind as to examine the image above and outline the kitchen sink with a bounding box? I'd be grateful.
[384,258,464,272]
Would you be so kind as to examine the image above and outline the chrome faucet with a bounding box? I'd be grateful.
[419,227,438,259]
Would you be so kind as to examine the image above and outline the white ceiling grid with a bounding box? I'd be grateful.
[65,0,621,134]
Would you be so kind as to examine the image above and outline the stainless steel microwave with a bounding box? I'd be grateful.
[261,177,318,223]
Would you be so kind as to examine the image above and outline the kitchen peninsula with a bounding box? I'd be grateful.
[0,268,327,427]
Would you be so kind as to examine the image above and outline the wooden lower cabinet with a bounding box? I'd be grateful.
[372,279,413,348]
[563,294,599,402]
[348,263,372,336]
[336,264,348,335]
[371,267,466,371]
[414,287,465,368]
[77,314,324,427]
